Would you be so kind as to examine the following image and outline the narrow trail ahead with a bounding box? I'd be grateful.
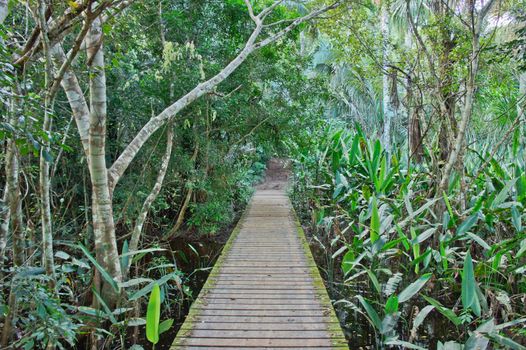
[171,161,346,349]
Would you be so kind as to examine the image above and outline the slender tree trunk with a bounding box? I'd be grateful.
[0,0,9,265]
[86,15,122,305]
[519,72,526,145]
[439,1,496,192]
[404,30,422,164]
[380,2,395,154]
[0,185,8,264]
[166,143,199,238]
[127,124,174,275]
[50,44,90,154]
[1,105,24,349]
[0,0,7,24]
[37,0,55,281]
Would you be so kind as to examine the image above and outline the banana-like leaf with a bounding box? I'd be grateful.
[398,273,431,303]
[146,284,161,345]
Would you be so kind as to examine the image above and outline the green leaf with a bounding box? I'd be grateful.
[356,296,381,330]
[120,240,129,273]
[422,295,462,326]
[120,247,166,258]
[384,295,399,314]
[159,318,174,334]
[511,206,522,232]
[385,339,426,350]
[129,272,180,301]
[366,269,381,295]
[412,305,434,331]
[486,332,526,350]
[370,197,380,243]
[398,274,431,303]
[341,250,355,276]
[461,251,480,315]
[491,178,518,209]
[456,214,478,236]
[146,284,161,345]
[77,243,120,293]
[91,288,117,324]
[442,191,456,224]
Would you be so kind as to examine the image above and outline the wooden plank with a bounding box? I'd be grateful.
[173,338,343,347]
[183,330,336,338]
[170,345,349,350]
[181,322,332,331]
[170,188,347,349]
[192,315,336,323]
[201,300,322,306]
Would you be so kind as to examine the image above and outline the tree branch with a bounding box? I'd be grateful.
[107,0,343,190]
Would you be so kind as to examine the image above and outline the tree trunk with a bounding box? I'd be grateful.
[0,0,7,24]
[381,2,395,154]
[166,142,199,238]
[439,0,496,192]
[519,72,526,145]
[87,15,122,305]
[127,123,174,276]
[1,112,24,350]
[0,185,8,264]
[37,0,55,282]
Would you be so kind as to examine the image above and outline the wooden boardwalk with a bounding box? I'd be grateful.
[171,189,347,349]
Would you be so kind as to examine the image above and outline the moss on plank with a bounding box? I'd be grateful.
[289,204,348,349]
[170,200,253,348]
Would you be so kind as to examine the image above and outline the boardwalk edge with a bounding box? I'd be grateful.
[288,204,348,348]
[170,196,254,347]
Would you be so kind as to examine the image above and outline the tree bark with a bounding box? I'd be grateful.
[37,0,55,282]
[166,141,199,239]
[50,44,90,154]
[0,186,7,263]
[127,123,174,275]
[86,15,122,305]
[0,0,7,24]
[438,0,496,192]
[519,72,526,144]
[381,2,395,154]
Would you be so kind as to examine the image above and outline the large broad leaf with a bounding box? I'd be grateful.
[120,240,129,273]
[385,339,426,350]
[370,197,380,243]
[398,274,431,303]
[465,319,495,350]
[412,305,434,331]
[486,333,526,350]
[356,296,381,330]
[146,284,161,345]
[384,295,399,314]
[461,251,480,316]
[437,341,463,350]
[159,319,174,334]
[491,178,518,209]
[422,295,462,326]
[456,214,478,236]
[78,244,120,293]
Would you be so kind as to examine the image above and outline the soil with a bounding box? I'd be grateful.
[256,157,291,190]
